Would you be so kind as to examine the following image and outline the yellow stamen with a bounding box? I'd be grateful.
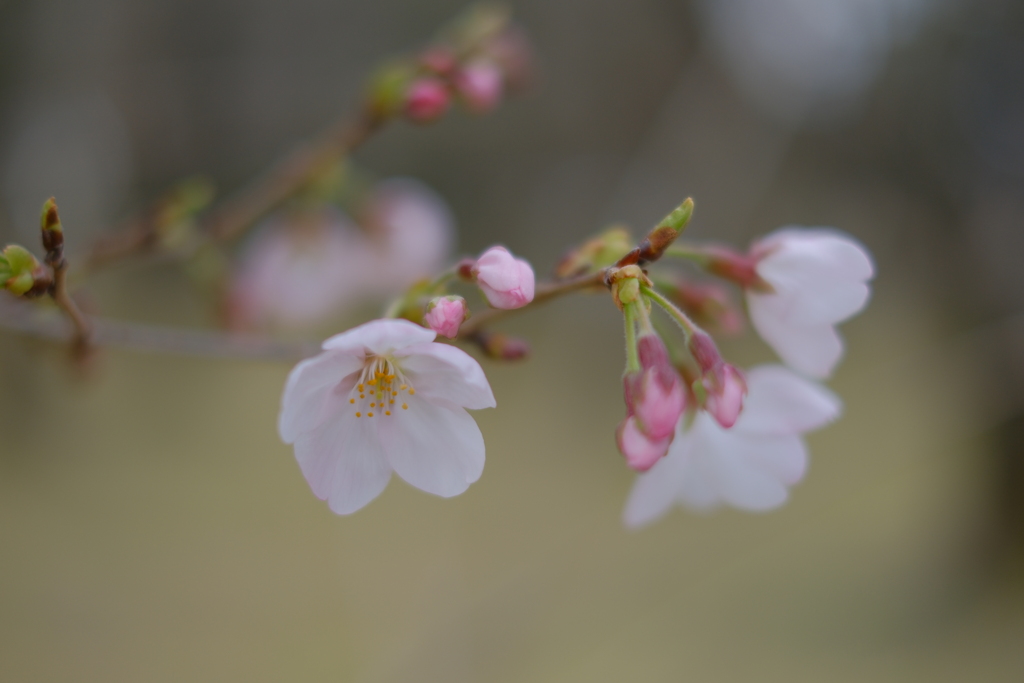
[385,411,391,416]
[402,403,408,410]
[349,398,355,404]
[367,412,374,417]
[355,412,361,418]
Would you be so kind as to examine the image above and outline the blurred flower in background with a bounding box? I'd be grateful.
[226,177,454,329]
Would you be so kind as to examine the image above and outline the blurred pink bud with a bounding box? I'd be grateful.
[419,46,458,76]
[363,178,455,286]
[617,416,672,472]
[472,246,535,309]
[455,61,504,113]
[704,364,747,429]
[703,246,762,288]
[667,280,743,335]
[405,78,450,123]
[484,24,534,91]
[424,296,469,338]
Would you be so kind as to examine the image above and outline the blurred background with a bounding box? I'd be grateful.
[3,0,1024,680]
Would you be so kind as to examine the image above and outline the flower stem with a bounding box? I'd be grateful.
[623,303,640,373]
[662,244,709,264]
[642,285,697,338]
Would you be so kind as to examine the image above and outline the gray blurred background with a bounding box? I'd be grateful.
[3,0,1024,680]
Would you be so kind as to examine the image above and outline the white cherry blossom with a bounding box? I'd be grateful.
[623,365,841,528]
[279,319,495,514]
[747,228,874,378]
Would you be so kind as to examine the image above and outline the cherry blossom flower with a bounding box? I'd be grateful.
[279,318,496,514]
[623,365,841,528]
[472,246,535,309]
[747,228,874,378]
[424,296,468,338]
[226,207,373,329]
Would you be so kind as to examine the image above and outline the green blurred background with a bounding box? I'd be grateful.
[3,0,1024,680]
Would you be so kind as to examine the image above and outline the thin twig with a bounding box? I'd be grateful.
[457,271,606,338]
[75,108,386,276]
[49,261,92,354]
[0,295,317,362]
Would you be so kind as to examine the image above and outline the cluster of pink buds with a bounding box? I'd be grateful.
[367,5,532,125]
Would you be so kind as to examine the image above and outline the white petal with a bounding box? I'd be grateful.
[278,351,363,444]
[758,229,874,283]
[322,318,435,355]
[735,433,809,487]
[689,416,790,512]
[748,296,844,378]
[735,365,842,435]
[293,407,392,515]
[396,342,496,409]
[622,424,692,528]
[379,397,485,498]
[754,276,871,327]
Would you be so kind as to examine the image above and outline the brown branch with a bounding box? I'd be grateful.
[76,107,386,276]
[0,295,317,362]
[49,260,92,354]
[457,271,607,339]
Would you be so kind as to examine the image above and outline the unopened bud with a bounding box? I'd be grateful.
[40,197,63,258]
[663,280,743,335]
[637,198,693,263]
[616,416,671,472]
[424,295,469,338]
[703,245,763,289]
[687,330,722,375]
[471,245,535,309]
[1,244,51,297]
[404,78,451,123]
[704,364,746,429]
[455,61,504,113]
[419,46,459,76]
[554,226,633,279]
[473,330,529,360]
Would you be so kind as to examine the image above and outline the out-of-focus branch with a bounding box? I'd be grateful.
[0,296,317,362]
[77,108,386,276]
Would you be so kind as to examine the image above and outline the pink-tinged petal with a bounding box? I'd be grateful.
[380,397,485,497]
[278,351,364,444]
[617,416,672,472]
[397,342,496,409]
[622,425,691,528]
[322,318,436,355]
[734,365,842,435]
[748,296,844,378]
[757,229,874,283]
[368,178,455,286]
[293,408,392,515]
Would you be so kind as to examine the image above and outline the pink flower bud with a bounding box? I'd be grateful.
[471,246,535,309]
[704,246,762,288]
[617,416,672,472]
[455,61,504,114]
[688,331,723,375]
[666,280,743,335]
[419,46,458,76]
[624,335,686,440]
[424,295,469,339]
[704,364,747,429]
[404,78,450,123]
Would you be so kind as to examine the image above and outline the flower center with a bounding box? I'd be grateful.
[349,355,415,418]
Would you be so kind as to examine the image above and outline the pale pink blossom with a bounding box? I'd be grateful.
[455,61,504,113]
[405,78,450,123]
[472,246,535,309]
[747,228,874,378]
[363,178,455,286]
[424,296,468,338]
[623,365,841,527]
[226,208,373,329]
[279,319,496,514]
[616,416,671,472]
